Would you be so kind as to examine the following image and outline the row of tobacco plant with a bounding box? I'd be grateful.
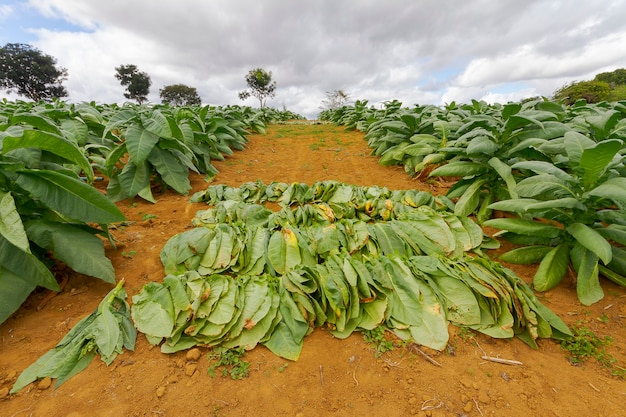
[321,98,626,306]
[0,99,303,324]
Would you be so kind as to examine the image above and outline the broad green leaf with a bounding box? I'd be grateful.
[263,321,303,361]
[131,282,175,339]
[563,131,595,164]
[429,161,489,178]
[524,198,586,212]
[0,268,38,324]
[579,139,622,188]
[369,223,410,257]
[483,218,562,238]
[283,228,302,271]
[585,109,619,140]
[515,174,572,199]
[124,122,160,164]
[358,298,387,330]
[148,147,191,194]
[570,243,604,305]
[9,113,61,134]
[498,245,553,265]
[117,160,151,200]
[15,169,125,224]
[141,110,173,139]
[3,130,93,182]
[104,142,128,177]
[0,191,29,252]
[488,198,541,212]
[511,161,573,182]
[10,280,133,392]
[25,220,115,283]
[597,224,626,246]
[267,230,287,275]
[0,235,59,290]
[533,243,570,292]
[454,179,486,217]
[60,118,89,146]
[566,223,612,265]
[102,109,136,137]
[466,136,498,155]
[488,157,518,199]
[432,275,480,325]
[586,177,626,208]
[93,306,121,360]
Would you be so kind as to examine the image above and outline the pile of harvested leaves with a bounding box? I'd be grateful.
[133,181,571,360]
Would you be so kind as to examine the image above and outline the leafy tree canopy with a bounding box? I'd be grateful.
[159,83,201,106]
[238,68,276,108]
[115,64,151,104]
[554,68,626,104]
[594,68,626,86]
[0,43,68,101]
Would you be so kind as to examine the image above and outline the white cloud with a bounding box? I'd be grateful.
[2,0,626,118]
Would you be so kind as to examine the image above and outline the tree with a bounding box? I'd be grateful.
[115,64,151,104]
[159,84,201,106]
[553,80,610,105]
[594,68,626,87]
[0,43,68,101]
[238,68,276,108]
[320,89,352,110]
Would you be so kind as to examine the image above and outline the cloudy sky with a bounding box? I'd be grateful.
[1,0,626,118]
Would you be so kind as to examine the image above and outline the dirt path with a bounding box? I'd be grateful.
[1,123,625,417]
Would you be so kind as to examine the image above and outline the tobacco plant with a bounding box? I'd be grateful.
[485,132,626,305]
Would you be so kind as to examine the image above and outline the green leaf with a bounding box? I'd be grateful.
[466,136,498,155]
[597,224,626,246]
[93,306,121,360]
[488,198,541,213]
[570,243,604,306]
[0,268,37,324]
[10,280,134,392]
[0,234,59,290]
[488,157,518,198]
[148,147,191,194]
[524,198,586,212]
[429,161,489,178]
[124,122,160,164]
[263,321,303,361]
[131,282,175,339]
[483,218,562,238]
[0,191,30,252]
[515,174,572,199]
[533,243,570,292]
[563,131,595,164]
[498,245,553,265]
[117,160,151,200]
[586,177,626,208]
[9,113,61,134]
[511,161,573,182]
[454,179,486,217]
[102,109,136,137]
[15,169,125,224]
[565,223,612,265]
[25,220,116,283]
[579,139,622,188]
[432,274,480,325]
[141,110,173,139]
[3,130,94,182]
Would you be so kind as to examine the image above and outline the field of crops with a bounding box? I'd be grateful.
[1,99,625,416]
